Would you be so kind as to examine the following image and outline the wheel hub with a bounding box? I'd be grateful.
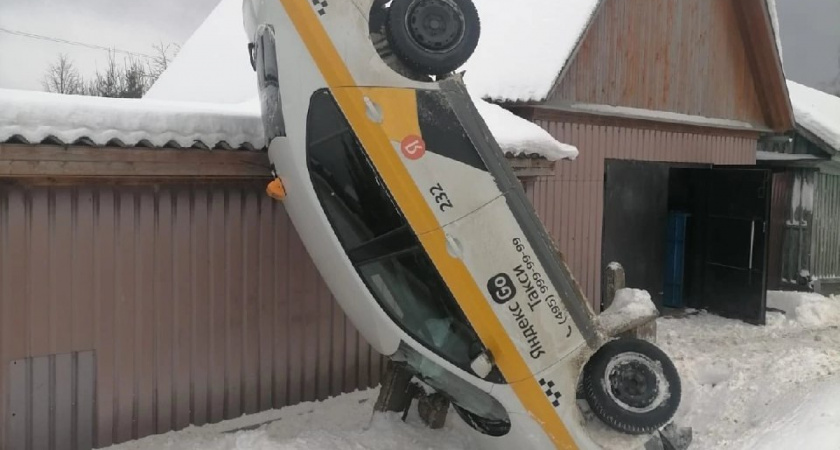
[406,0,465,53]
[608,360,659,409]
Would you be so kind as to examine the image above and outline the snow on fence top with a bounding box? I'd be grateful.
[787,81,840,152]
[0,88,265,150]
[0,86,578,160]
[473,96,578,160]
[462,0,600,103]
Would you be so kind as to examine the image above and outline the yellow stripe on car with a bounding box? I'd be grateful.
[276,0,579,448]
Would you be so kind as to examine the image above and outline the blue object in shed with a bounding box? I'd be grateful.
[664,212,690,308]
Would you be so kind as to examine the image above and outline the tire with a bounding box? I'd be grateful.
[582,338,681,435]
[386,0,480,76]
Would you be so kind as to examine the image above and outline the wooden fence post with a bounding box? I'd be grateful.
[374,360,450,429]
[604,262,657,342]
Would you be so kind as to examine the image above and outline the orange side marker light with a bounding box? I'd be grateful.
[266,179,287,201]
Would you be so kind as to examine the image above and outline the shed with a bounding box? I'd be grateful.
[466,0,794,324]
[760,81,840,295]
[0,0,799,447]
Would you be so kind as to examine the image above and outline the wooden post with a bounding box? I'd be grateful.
[603,262,626,311]
[604,262,657,342]
[417,393,450,430]
[374,360,415,414]
[374,360,451,429]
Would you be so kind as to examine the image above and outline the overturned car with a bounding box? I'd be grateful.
[242,0,683,448]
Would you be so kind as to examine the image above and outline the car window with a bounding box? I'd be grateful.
[306,89,501,380]
[307,90,408,249]
[358,250,476,368]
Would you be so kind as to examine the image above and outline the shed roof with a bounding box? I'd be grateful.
[787,81,840,154]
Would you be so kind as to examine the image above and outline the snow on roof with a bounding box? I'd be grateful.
[0,84,577,160]
[787,81,840,152]
[463,0,600,103]
[144,0,254,104]
[145,0,578,160]
[473,96,578,161]
[0,88,264,149]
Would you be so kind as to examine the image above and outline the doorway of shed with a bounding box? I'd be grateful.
[602,160,771,324]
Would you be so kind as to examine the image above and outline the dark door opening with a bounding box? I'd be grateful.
[667,167,771,324]
[603,161,771,324]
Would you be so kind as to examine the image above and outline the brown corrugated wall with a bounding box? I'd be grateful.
[525,120,758,308]
[0,181,383,448]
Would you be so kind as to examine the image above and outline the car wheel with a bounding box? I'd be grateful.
[386,0,480,76]
[582,338,681,435]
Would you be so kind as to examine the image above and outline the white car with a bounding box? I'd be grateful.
[242,0,683,448]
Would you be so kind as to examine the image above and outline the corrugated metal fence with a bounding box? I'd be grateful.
[0,182,383,448]
[767,172,793,289]
[526,119,757,307]
[781,170,815,283]
[812,173,840,280]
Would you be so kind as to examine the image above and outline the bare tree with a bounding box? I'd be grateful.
[84,51,154,98]
[85,51,126,98]
[149,42,180,80]
[41,54,84,95]
[832,49,840,97]
[825,46,840,98]
[42,42,179,99]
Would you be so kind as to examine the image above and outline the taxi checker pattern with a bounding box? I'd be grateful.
[539,378,563,408]
[311,0,329,15]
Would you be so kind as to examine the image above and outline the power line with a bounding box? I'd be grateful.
[0,26,156,59]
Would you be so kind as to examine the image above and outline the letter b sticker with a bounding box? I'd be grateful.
[488,273,516,305]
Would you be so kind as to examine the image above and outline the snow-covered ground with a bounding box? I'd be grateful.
[105,291,840,450]
[658,291,840,449]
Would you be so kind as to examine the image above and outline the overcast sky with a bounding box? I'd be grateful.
[1,0,838,93]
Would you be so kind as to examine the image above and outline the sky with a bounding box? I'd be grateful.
[0,0,838,93]
[0,0,220,90]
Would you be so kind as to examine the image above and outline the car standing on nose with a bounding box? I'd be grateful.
[242,0,683,448]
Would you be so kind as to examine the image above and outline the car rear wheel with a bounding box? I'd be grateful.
[582,338,681,435]
[386,0,480,76]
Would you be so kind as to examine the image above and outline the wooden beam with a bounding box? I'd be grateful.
[732,0,794,132]
[513,106,763,140]
[506,157,557,178]
[0,144,272,178]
